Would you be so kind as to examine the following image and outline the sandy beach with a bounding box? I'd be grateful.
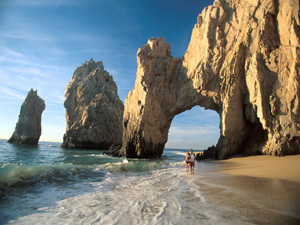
[217,155,300,183]
[182,155,300,224]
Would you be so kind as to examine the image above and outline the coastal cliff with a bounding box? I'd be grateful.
[121,0,300,159]
[8,89,46,145]
[62,59,124,149]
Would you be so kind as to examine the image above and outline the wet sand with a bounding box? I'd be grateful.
[184,155,300,224]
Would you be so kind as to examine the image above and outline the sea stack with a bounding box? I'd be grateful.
[62,58,124,149]
[8,89,46,145]
[121,0,300,159]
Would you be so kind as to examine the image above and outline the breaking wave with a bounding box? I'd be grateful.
[0,163,105,190]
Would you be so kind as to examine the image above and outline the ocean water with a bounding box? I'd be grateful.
[1,139,300,225]
[0,140,205,224]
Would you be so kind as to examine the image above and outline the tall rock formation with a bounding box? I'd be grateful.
[121,38,188,158]
[62,59,124,149]
[8,89,46,145]
[121,0,300,159]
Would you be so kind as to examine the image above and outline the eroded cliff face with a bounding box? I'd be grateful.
[121,0,300,159]
[8,89,46,145]
[121,38,184,158]
[62,59,124,149]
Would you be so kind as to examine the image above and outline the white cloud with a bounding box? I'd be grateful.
[0,46,70,106]
[0,47,69,71]
[0,48,26,64]
[12,67,48,78]
[1,48,25,58]
[0,85,25,100]
[0,30,57,42]
[169,125,219,136]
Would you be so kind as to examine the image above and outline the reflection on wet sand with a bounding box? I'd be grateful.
[185,156,300,224]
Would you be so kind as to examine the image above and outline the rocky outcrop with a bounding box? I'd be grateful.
[62,59,124,149]
[121,0,300,159]
[8,89,46,145]
[121,38,188,158]
[103,143,123,157]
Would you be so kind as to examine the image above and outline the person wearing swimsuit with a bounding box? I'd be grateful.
[185,152,190,174]
[189,149,195,174]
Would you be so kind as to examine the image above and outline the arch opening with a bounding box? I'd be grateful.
[166,106,220,151]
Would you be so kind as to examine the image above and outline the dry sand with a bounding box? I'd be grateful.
[217,155,300,183]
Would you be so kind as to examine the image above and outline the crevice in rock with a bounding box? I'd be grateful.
[240,117,268,156]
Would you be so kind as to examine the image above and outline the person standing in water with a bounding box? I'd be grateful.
[189,149,195,174]
[185,152,191,174]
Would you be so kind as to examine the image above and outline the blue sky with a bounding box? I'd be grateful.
[0,0,219,150]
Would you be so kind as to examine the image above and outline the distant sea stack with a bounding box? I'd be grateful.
[8,89,46,145]
[121,0,300,159]
[62,58,124,149]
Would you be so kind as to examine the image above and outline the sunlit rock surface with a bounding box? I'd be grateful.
[62,59,124,149]
[121,0,300,159]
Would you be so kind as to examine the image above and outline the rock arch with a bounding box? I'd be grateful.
[121,0,300,159]
[120,37,259,159]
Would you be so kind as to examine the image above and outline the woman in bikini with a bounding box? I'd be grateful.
[185,152,191,174]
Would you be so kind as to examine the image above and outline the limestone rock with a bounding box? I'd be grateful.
[121,0,300,159]
[8,89,46,145]
[121,38,183,158]
[62,58,124,149]
[103,142,123,157]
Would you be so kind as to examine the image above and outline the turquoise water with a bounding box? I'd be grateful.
[0,139,202,224]
[0,140,187,189]
[1,139,300,224]
[0,140,186,189]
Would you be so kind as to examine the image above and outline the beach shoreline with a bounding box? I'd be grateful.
[215,154,300,183]
[182,154,300,224]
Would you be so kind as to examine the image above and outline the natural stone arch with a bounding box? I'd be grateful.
[121,0,300,159]
[120,38,264,159]
[120,38,203,158]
